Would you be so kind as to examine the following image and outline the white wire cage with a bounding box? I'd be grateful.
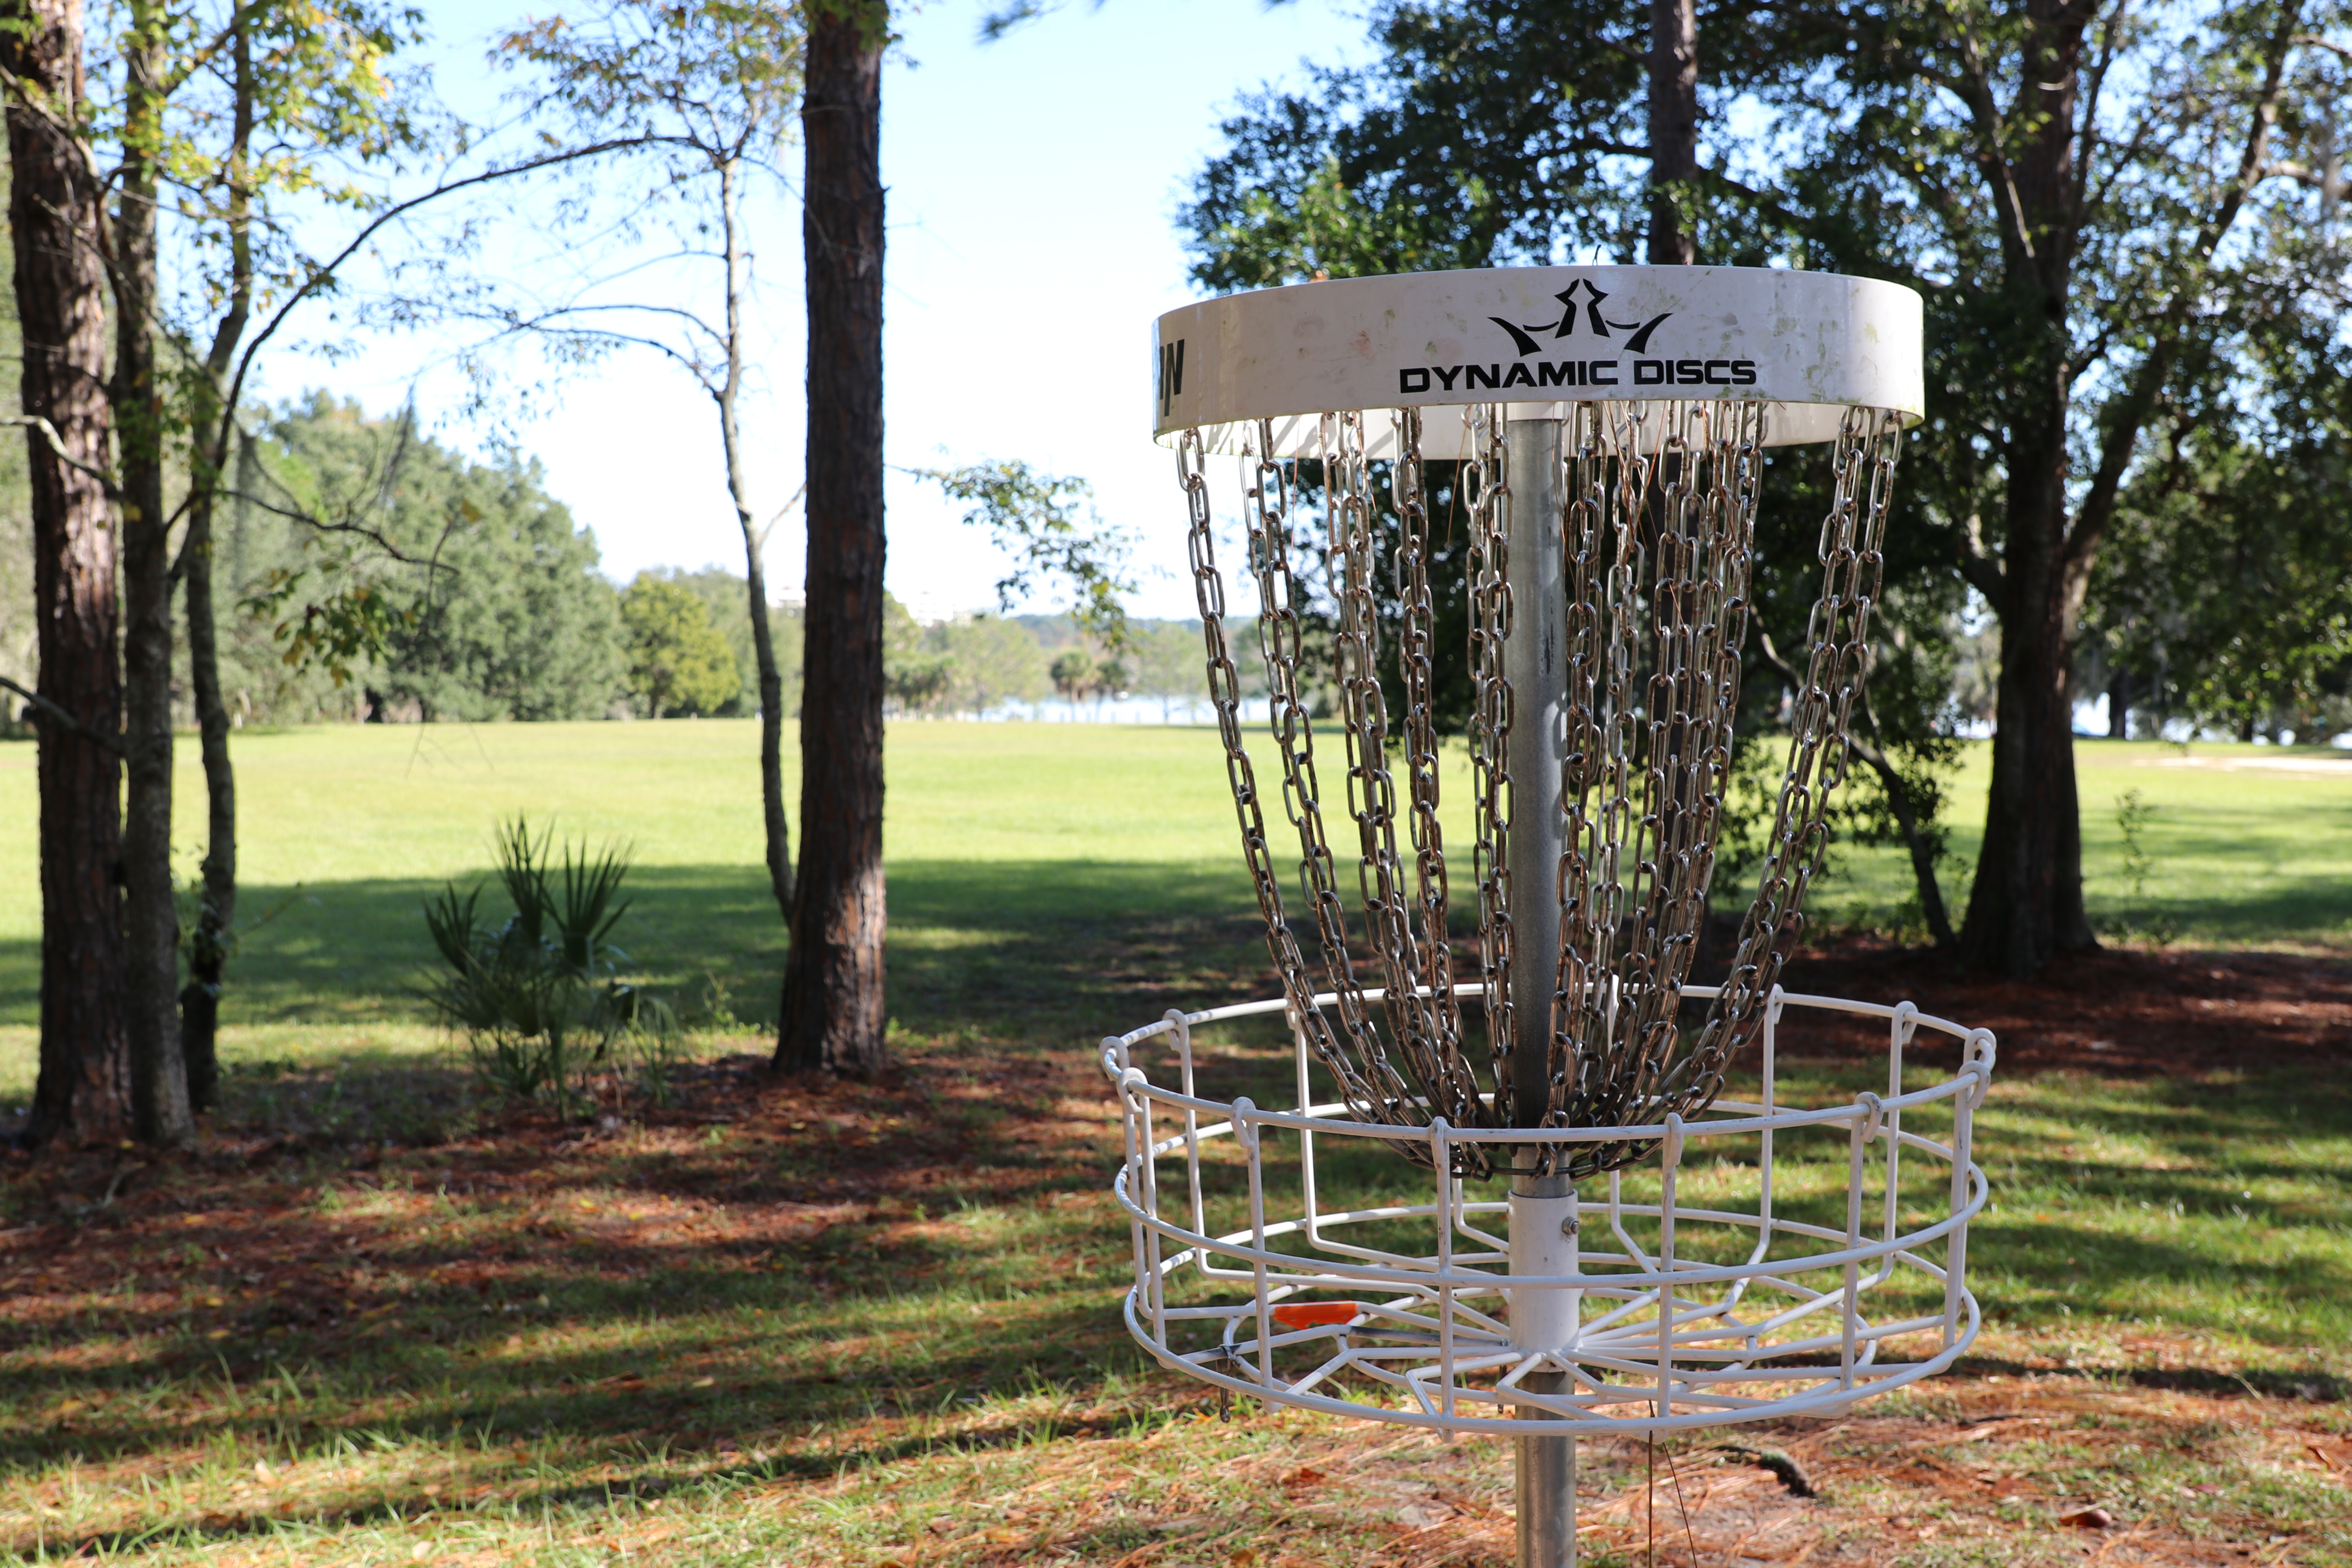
[1102,983,1995,1438]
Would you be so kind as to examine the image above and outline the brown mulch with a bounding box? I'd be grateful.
[1768,936,2352,1077]
[2,939,2348,1564]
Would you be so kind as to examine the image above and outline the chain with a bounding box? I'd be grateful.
[1328,414,1479,1125]
[1465,405,1514,1135]
[1390,410,1472,1118]
[1666,406,1899,1120]
[1527,401,1761,1176]
[1173,400,1904,1183]
[1178,428,1403,1134]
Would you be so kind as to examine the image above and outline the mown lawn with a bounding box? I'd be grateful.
[1,723,2347,1044]
[0,720,2349,1565]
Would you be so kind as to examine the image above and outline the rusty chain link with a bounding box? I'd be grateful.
[1178,402,1902,1179]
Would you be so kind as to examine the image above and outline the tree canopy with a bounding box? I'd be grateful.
[235,396,623,723]
[621,573,742,717]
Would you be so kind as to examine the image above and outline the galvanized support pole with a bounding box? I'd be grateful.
[1503,414,1574,1568]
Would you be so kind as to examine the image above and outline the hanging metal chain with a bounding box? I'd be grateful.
[1552,402,1613,1126]
[1388,409,1472,1118]
[1328,414,1479,1125]
[1178,429,1402,1132]
[1465,405,1515,1131]
[1173,401,1903,1183]
[1664,406,1900,1119]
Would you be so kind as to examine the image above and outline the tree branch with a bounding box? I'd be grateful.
[1958,510,2007,601]
[0,675,124,755]
[1,414,123,501]
[217,487,444,568]
[207,133,677,477]
[2071,0,2130,216]
[1945,2,2041,280]
[2063,1,2304,579]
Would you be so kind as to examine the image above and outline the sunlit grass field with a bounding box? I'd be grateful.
[0,720,2348,1564]
[0,720,2345,1045]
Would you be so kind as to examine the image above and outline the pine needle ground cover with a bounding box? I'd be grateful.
[0,722,2348,1565]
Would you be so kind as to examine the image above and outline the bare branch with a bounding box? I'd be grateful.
[0,675,124,755]
[757,480,807,550]
[0,414,123,500]
[209,133,684,475]
[220,488,441,567]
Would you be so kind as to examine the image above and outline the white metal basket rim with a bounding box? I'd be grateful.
[1102,984,1994,1436]
[1100,984,1996,1149]
[1112,1165,1987,1293]
[1118,1289,1984,1437]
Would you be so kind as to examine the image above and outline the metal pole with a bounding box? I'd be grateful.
[1512,1169,1579,1568]
[1503,414,1574,1568]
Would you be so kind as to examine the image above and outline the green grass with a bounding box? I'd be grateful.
[1,720,2349,1564]
[0,721,1279,1090]
[2,723,2345,1051]
[1815,737,2352,947]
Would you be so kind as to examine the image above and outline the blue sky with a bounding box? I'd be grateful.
[259,0,1367,621]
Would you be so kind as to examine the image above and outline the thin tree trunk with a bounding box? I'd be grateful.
[114,0,194,1147]
[2105,666,2130,740]
[180,18,257,1114]
[778,0,888,1078]
[1954,1,2096,978]
[715,154,795,924]
[7,0,133,1149]
[180,487,233,1112]
[1646,0,1698,264]
[1760,633,1955,949]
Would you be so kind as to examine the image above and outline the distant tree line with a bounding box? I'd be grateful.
[0,394,1238,735]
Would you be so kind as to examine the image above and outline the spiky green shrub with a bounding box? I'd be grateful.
[423,817,680,1113]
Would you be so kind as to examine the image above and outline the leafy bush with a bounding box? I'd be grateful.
[423,817,680,1112]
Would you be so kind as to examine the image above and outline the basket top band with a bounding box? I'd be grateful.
[1152,265,1924,456]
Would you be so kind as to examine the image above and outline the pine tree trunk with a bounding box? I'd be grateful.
[115,0,194,1147]
[778,0,888,1078]
[8,0,133,1149]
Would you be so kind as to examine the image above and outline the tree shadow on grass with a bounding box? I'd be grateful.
[0,858,1270,1036]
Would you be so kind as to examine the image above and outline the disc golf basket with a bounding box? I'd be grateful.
[1103,267,1997,1566]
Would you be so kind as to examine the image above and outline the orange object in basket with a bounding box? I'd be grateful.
[1270,1301,1361,1330]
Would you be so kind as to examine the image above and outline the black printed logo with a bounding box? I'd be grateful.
[1489,280,1674,357]
[1158,339,1186,416]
